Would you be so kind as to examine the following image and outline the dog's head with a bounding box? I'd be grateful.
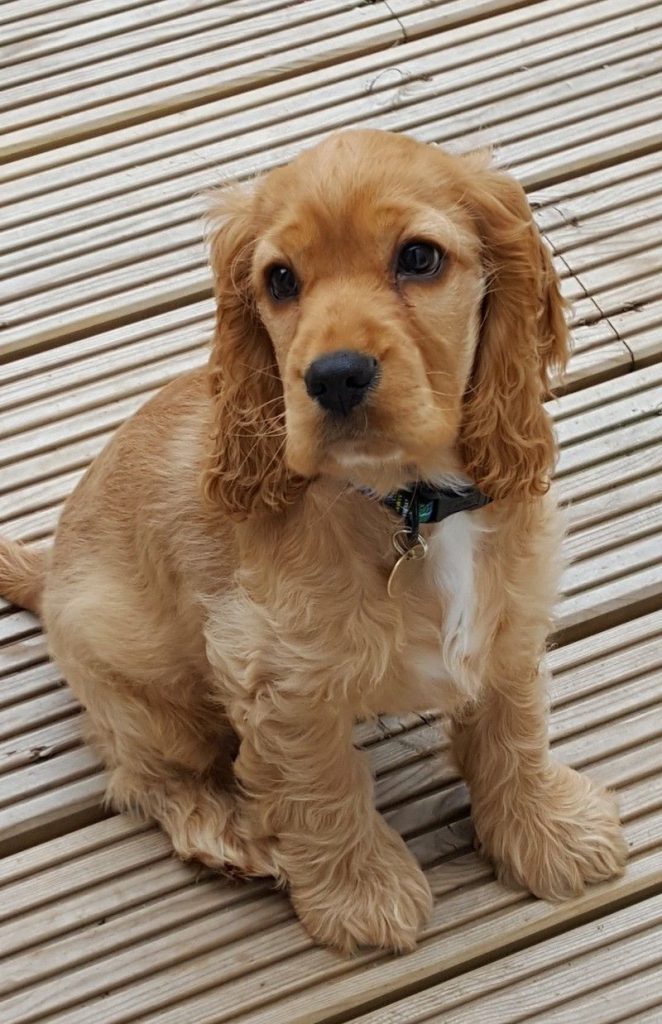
[203,130,568,518]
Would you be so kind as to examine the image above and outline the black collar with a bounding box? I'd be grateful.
[381,481,491,540]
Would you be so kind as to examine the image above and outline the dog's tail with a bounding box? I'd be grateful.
[0,537,48,615]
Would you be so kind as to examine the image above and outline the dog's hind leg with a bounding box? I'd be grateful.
[42,559,274,878]
[65,661,273,878]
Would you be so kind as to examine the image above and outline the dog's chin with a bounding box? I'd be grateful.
[289,438,461,496]
[326,446,414,494]
[287,434,401,486]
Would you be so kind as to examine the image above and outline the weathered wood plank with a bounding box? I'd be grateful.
[0,301,212,390]
[519,963,662,1024]
[0,0,290,77]
[351,895,662,1022]
[0,3,400,161]
[0,685,74,740]
[0,660,62,708]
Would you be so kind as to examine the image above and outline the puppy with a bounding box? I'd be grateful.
[0,130,627,954]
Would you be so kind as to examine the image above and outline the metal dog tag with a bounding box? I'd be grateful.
[387,530,428,598]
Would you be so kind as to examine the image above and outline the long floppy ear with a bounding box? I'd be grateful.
[202,182,305,520]
[458,156,570,501]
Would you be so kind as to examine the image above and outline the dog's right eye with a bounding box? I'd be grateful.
[397,241,444,279]
[268,265,299,301]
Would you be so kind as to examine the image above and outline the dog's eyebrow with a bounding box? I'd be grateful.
[401,211,476,266]
[254,217,313,263]
[253,238,292,269]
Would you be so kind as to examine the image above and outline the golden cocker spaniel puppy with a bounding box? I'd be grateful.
[0,130,627,953]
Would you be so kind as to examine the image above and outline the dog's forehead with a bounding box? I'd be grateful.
[256,133,467,252]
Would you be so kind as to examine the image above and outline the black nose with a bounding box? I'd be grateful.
[304,350,379,416]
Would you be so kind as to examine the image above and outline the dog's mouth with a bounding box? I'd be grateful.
[317,403,410,465]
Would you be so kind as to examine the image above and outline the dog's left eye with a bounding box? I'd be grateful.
[268,265,299,301]
[397,241,444,278]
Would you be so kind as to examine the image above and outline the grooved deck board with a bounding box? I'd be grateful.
[351,894,662,1022]
[0,1,401,160]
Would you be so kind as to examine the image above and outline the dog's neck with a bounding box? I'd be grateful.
[359,478,492,544]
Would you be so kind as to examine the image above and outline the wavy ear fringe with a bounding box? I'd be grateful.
[202,183,306,520]
[458,157,570,501]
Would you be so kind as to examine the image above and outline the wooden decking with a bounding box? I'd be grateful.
[1,1,661,1020]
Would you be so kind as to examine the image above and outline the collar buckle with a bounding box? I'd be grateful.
[384,480,491,536]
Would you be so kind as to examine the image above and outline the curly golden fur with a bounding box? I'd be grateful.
[0,130,626,953]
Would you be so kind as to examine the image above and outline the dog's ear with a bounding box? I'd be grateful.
[202,182,304,520]
[458,155,570,501]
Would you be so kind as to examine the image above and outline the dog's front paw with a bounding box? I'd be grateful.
[475,763,628,900]
[289,822,432,954]
[166,787,276,878]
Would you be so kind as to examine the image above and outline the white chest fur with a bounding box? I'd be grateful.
[405,512,486,705]
[428,513,480,660]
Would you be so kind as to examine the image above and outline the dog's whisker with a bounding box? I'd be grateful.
[248,395,286,415]
[257,434,289,483]
[237,364,283,383]
[306,481,351,529]
[231,429,288,440]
